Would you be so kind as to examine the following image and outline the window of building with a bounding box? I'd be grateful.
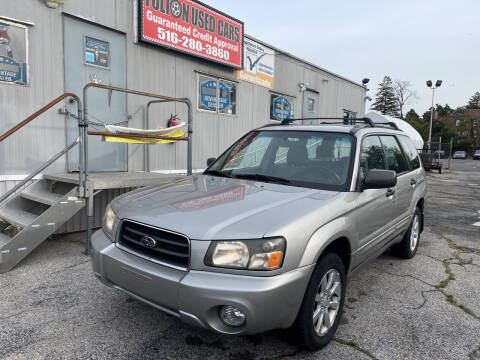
[219,79,236,115]
[270,93,295,121]
[379,136,409,175]
[456,119,461,127]
[343,110,357,121]
[307,97,315,112]
[198,74,237,115]
[0,19,29,85]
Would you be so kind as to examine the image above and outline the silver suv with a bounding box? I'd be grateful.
[91,119,426,350]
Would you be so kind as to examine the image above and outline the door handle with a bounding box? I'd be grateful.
[386,189,396,197]
[410,179,417,186]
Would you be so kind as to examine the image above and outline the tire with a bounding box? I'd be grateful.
[293,252,346,351]
[391,207,422,259]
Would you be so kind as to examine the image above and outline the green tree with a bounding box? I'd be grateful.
[405,108,420,122]
[371,76,399,117]
[405,109,428,141]
[436,104,453,117]
[466,92,480,109]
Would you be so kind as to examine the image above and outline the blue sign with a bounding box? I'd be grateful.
[200,79,218,111]
[219,81,231,111]
[85,52,95,63]
[84,36,110,68]
[0,56,21,83]
[272,96,294,120]
[85,37,109,53]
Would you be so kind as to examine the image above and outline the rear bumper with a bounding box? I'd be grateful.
[91,230,314,335]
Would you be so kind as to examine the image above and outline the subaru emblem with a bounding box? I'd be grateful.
[141,236,157,248]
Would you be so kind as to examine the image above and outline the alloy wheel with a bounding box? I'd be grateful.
[410,214,420,252]
[313,269,341,336]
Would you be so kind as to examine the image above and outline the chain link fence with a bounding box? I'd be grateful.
[418,138,453,172]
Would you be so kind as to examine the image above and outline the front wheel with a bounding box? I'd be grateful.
[293,252,346,351]
[391,207,422,259]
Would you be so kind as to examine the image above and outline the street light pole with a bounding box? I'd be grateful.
[426,80,442,150]
[428,87,435,149]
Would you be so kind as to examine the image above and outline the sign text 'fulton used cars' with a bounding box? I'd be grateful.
[139,0,244,68]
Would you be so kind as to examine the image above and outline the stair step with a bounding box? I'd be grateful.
[0,232,10,247]
[0,207,37,228]
[21,187,63,206]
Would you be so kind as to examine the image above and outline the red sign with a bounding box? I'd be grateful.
[139,0,244,69]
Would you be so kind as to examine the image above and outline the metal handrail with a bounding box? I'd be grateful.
[82,83,193,181]
[0,138,80,204]
[81,83,193,255]
[0,93,81,143]
[0,92,84,196]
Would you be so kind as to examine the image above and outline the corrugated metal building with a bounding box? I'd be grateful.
[0,0,366,199]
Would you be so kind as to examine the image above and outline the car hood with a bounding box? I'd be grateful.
[112,175,341,240]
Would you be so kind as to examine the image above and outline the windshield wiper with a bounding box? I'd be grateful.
[203,169,232,178]
[233,173,290,185]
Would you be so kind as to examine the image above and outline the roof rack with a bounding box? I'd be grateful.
[280,117,374,126]
[263,117,401,132]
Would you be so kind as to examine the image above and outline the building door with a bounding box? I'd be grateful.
[64,16,127,172]
[302,90,319,125]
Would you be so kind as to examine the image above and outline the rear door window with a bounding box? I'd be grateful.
[379,136,409,175]
[398,135,421,170]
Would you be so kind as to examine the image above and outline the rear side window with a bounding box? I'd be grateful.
[398,135,420,169]
[360,136,386,179]
[379,136,409,174]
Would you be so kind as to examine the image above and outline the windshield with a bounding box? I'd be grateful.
[205,130,355,191]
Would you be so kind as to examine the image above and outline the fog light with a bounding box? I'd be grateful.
[219,305,246,327]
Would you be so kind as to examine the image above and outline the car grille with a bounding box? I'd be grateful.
[118,220,190,270]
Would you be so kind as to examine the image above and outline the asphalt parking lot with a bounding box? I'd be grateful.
[1,160,479,360]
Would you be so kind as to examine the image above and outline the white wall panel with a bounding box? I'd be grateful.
[1,0,366,179]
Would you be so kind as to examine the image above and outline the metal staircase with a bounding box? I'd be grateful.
[0,92,84,274]
[0,178,85,273]
[0,84,193,273]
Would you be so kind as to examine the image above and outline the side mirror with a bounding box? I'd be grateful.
[206,157,216,167]
[362,169,397,189]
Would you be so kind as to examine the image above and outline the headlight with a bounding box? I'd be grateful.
[103,204,116,240]
[204,237,285,271]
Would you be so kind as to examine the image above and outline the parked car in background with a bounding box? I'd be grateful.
[453,151,467,159]
[474,150,480,160]
[91,120,427,351]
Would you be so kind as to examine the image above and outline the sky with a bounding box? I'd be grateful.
[203,0,480,116]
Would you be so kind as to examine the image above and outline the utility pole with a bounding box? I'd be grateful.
[426,80,442,150]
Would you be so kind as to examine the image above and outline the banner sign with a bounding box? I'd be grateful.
[84,37,110,68]
[236,38,274,89]
[272,95,294,120]
[0,22,28,85]
[218,81,231,111]
[0,56,21,82]
[139,0,244,68]
[200,78,217,111]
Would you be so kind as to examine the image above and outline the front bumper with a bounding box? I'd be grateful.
[91,230,314,335]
